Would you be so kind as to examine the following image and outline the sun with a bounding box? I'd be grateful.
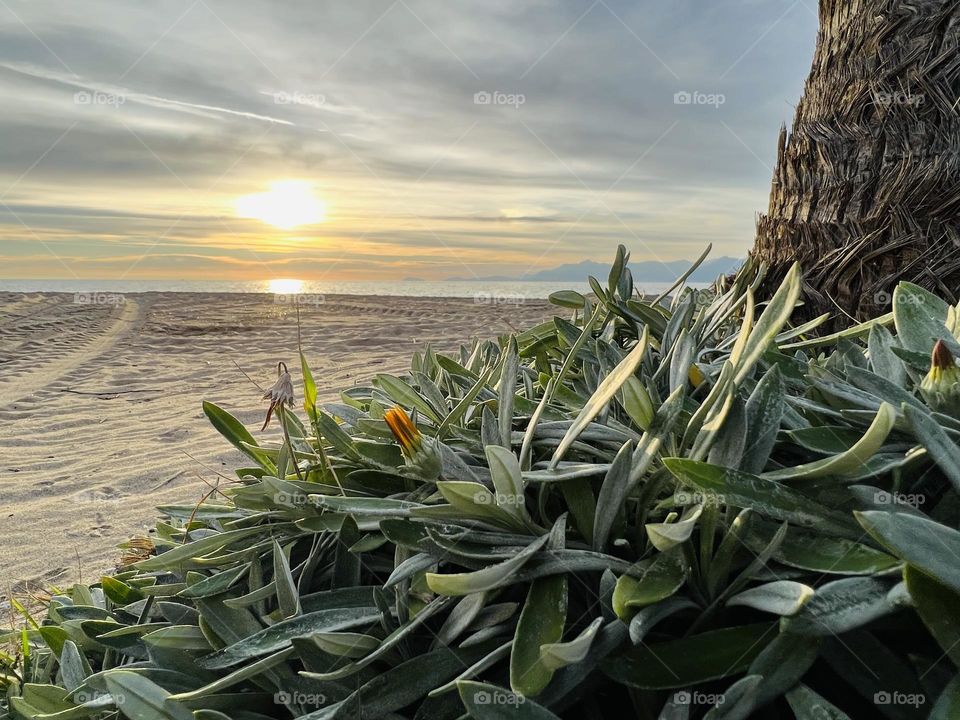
[234,180,327,229]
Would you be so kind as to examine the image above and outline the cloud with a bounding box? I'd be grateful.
[0,62,295,125]
[0,0,817,281]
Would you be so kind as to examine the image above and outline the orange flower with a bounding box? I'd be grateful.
[384,406,422,457]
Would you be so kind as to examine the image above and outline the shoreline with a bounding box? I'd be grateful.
[0,289,564,302]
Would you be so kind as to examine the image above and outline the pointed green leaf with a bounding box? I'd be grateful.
[857,510,960,595]
[734,262,801,385]
[763,403,896,480]
[602,623,776,689]
[272,540,301,619]
[613,551,685,620]
[904,564,960,667]
[550,327,649,467]
[727,581,814,616]
[427,534,550,596]
[104,671,193,720]
[665,459,858,537]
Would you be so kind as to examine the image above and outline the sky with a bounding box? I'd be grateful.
[0,0,818,282]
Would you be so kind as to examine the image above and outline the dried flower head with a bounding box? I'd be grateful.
[262,361,295,430]
[117,535,156,569]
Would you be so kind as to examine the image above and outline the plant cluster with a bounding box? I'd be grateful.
[4,247,960,719]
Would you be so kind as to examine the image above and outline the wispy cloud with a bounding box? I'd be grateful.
[1,62,295,126]
[0,0,817,281]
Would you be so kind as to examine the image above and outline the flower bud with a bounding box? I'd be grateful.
[920,340,960,418]
[384,406,442,479]
[688,363,705,388]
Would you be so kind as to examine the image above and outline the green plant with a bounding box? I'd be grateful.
[5,246,960,719]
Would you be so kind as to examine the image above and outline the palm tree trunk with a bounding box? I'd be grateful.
[751,0,960,322]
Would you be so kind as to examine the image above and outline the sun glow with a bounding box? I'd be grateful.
[234,181,327,229]
[267,278,305,294]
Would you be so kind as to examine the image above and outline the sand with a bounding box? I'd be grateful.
[0,291,554,600]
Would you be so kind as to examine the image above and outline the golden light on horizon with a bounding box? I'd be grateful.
[234,180,327,229]
[267,278,306,294]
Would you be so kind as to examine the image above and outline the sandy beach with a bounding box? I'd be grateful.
[0,292,553,599]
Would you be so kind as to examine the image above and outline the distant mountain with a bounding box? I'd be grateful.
[447,257,742,283]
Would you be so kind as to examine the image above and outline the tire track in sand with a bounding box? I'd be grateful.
[0,298,142,407]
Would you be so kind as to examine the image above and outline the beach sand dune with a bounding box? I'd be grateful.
[0,292,553,597]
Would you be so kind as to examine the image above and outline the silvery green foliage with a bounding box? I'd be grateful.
[4,247,960,719]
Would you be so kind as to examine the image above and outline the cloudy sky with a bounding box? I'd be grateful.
[0,0,818,282]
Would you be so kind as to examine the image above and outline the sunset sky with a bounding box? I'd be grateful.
[0,0,817,282]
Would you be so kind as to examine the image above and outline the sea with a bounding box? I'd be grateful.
[0,278,694,299]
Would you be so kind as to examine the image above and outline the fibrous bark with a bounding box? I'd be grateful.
[752,0,960,322]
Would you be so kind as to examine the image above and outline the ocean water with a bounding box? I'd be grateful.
[0,278,695,299]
